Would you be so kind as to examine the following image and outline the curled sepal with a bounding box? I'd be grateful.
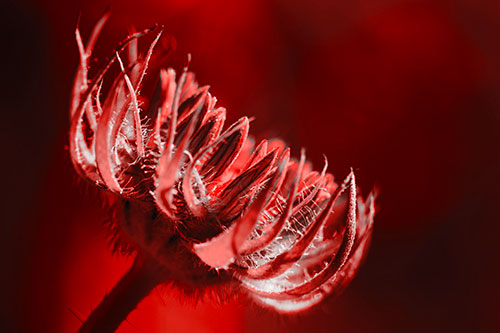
[237,148,301,255]
[200,117,250,182]
[217,148,278,220]
[236,169,350,280]
[237,171,363,302]
[180,117,246,218]
[155,92,203,218]
[192,149,290,269]
[282,170,358,297]
[69,13,110,185]
[70,16,157,190]
[248,194,374,313]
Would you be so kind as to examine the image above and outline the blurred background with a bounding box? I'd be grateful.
[1,0,499,332]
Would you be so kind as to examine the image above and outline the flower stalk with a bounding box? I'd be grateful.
[78,253,169,333]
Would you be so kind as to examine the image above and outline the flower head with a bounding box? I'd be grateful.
[70,14,375,313]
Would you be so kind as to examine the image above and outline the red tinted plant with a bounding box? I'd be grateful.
[69,13,376,332]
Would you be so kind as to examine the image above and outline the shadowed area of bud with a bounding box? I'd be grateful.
[69,14,376,317]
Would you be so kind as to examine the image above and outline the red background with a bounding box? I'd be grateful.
[1,0,499,332]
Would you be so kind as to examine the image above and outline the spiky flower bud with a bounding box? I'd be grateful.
[69,14,375,320]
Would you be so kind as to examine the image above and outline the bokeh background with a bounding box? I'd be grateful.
[2,0,500,332]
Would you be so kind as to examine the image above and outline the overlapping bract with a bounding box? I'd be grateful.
[69,15,375,313]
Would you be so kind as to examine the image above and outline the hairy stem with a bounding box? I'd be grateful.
[78,253,169,333]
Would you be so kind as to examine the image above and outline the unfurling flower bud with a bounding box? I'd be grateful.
[69,13,375,319]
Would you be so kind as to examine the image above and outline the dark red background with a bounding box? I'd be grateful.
[2,0,499,332]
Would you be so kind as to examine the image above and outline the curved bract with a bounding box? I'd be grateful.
[69,16,376,313]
